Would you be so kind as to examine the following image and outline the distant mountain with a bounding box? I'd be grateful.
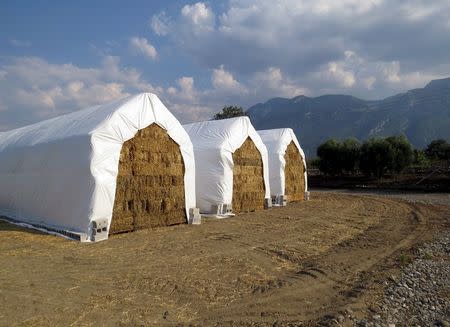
[247,77,450,157]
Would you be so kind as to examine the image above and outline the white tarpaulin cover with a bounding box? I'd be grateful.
[258,128,308,197]
[0,93,196,241]
[183,117,270,213]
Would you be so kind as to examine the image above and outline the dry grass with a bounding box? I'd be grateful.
[109,123,186,234]
[232,137,266,213]
[285,141,306,202]
[0,193,441,325]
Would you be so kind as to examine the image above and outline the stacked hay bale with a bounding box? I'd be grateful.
[0,93,197,242]
[258,128,308,205]
[183,117,271,216]
[110,124,186,234]
[284,141,306,202]
[232,137,266,213]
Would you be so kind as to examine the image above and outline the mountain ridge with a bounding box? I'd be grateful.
[247,77,450,156]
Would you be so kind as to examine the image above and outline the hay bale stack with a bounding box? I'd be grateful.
[232,137,266,213]
[110,124,186,234]
[284,141,305,202]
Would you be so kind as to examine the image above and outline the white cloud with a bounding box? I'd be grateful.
[309,51,449,95]
[129,37,158,60]
[310,0,383,15]
[177,76,196,100]
[251,67,309,97]
[164,77,197,103]
[154,0,450,100]
[10,39,31,47]
[0,56,155,130]
[212,65,241,90]
[363,76,377,90]
[181,2,215,33]
[151,11,171,36]
[327,62,356,88]
[381,61,401,83]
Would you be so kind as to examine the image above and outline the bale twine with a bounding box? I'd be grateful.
[284,141,305,202]
[109,124,186,234]
[232,137,265,213]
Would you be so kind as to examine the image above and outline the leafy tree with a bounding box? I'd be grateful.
[385,135,413,173]
[213,106,247,120]
[413,149,430,167]
[359,138,395,178]
[341,138,361,173]
[425,139,450,160]
[316,139,342,176]
[316,138,361,175]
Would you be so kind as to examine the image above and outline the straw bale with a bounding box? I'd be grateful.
[109,124,186,234]
[232,137,265,213]
[284,141,305,202]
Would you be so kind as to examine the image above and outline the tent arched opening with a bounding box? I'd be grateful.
[232,137,266,213]
[0,93,198,242]
[258,128,308,206]
[110,123,187,234]
[284,141,306,203]
[183,117,271,217]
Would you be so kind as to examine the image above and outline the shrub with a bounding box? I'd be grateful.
[413,149,430,167]
[341,138,361,173]
[213,106,247,120]
[316,139,342,175]
[359,138,395,178]
[425,139,450,160]
[385,135,414,173]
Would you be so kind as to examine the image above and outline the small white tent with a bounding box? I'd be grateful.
[0,93,197,242]
[258,128,308,205]
[183,117,271,216]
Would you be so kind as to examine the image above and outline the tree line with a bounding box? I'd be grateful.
[210,106,450,179]
[316,137,450,178]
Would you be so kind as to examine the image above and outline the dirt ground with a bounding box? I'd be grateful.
[0,193,448,326]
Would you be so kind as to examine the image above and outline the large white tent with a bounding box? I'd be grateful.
[183,117,271,215]
[258,128,308,204]
[0,93,197,242]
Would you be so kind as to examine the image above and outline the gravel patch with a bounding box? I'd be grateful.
[356,234,450,327]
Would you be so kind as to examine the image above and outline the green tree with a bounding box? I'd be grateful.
[316,139,342,176]
[213,106,247,120]
[413,149,430,167]
[385,135,414,173]
[341,138,361,173]
[359,138,395,178]
[425,139,450,160]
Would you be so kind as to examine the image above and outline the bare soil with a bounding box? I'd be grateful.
[0,193,448,326]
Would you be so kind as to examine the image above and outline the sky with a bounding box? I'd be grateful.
[1,0,450,131]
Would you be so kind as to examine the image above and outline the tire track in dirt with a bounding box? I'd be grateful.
[198,196,443,326]
[0,193,447,326]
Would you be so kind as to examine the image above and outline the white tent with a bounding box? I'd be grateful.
[183,117,271,215]
[258,128,308,204]
[0,93,197,242]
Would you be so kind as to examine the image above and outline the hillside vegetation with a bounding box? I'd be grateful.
[247,77,450,156]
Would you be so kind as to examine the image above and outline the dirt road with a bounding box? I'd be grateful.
[0,193,448,326]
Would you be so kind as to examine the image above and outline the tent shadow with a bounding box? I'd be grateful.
[0,219,46,235]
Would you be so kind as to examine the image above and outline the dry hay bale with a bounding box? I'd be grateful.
[284,141,305,202]
[109,124,186,234]
[232,137,265,213]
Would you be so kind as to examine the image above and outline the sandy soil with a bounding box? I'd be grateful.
[0,193,448,326]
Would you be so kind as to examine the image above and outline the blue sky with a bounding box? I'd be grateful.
[1,0,450,131]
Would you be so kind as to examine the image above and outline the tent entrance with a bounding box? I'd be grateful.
[284,141,305,202]
[232,137,265,213]
[109,124,186,234]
